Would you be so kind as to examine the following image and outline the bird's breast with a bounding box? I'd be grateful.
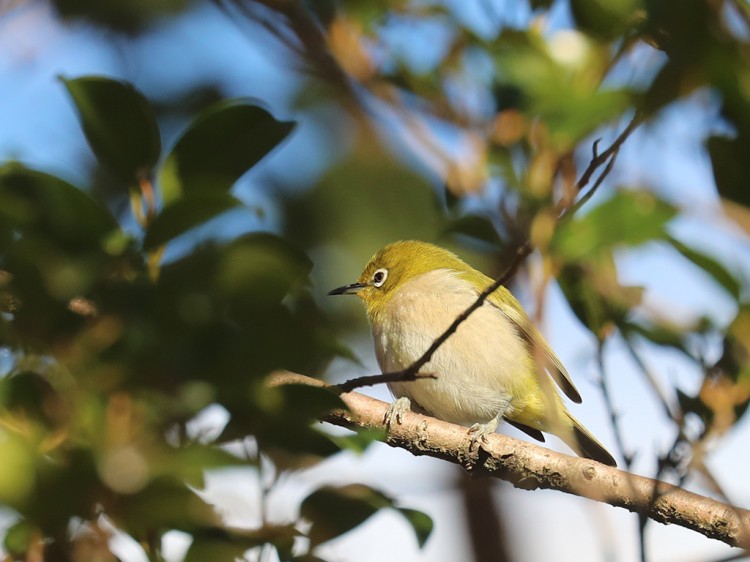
[371,269,539,425]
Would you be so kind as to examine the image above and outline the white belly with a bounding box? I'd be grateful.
[372,269,535,426]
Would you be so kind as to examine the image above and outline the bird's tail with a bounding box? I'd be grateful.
[559,411,617,467]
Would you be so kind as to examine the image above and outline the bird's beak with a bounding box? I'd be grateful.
[328,282,366,296]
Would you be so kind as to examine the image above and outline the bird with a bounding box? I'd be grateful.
[328,240,616,466]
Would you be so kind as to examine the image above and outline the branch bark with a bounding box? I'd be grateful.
[269,371,750,550]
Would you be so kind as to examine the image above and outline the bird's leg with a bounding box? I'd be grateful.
[468,399,511,452]
[384,396,412,427]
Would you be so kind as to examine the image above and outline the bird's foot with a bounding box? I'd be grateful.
[468,417,500,452]
[384,397,412,427]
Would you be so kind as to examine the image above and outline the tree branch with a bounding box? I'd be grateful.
[270,371,750,550]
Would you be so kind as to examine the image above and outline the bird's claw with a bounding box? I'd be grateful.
[468,418,499,452]
[384,397,411,427]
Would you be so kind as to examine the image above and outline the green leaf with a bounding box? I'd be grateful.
[160,100,295,201]
[0,164,118,252]
[52,0,191,33]
[707,135,750,207]
[493,32,632,148]
[667,237,741,299]
[61,76,161,183]
[570,0,643,39]
[557,256,644,338]
[552,190,676,260]
[217,233,313,306]
[143,191,243,250]
[115,477,217,536]
[301,484,391,547]
[396,508,433,548]
[301,485,432,549]
[258,383,345,422]
[442,214,503,249]
[620,319,690,353]
[4,520,36,557]
[184,525,298,562]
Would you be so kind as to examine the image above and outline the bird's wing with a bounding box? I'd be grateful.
[487,285,583,404]
[506,420,546,442]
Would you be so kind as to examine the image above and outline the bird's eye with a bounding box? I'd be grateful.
[372,268,388,287]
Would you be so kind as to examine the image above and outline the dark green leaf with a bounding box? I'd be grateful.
[667,237,741,299]
[52,0,190,33]
[707,135,750,207]
[0,371,66,430]
[115,477,217,535]
[557,257,644,338]
[61,76,161,183]
[395,507,433,548]
[184,525,298,562]
[676,388,712,424]
[553,190,676,260]
[301,485,430,549]
[259,425,342,459]
[620,319,690,353]
[160,100,295,200]
[292,555,329,562]
[259,383,345,421]
[217,233,313,306]
[442,214,503,248]
[143,191,243,250]
[0,164,118,252]
[570,0,643,39]
[301,484,392,547]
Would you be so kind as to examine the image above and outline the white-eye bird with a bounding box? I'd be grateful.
[329,240,616,466]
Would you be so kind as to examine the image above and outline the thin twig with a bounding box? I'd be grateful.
[596,342,631,467]
[622,337,678,422]
[572,111,642,211]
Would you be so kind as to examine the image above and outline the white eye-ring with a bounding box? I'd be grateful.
[372,268,388,287]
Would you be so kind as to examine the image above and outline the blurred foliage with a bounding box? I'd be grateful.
[3,0,750,559]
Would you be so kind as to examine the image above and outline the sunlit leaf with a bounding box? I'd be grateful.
[160,100,295,201]
[493,31,632,148]
[61,76,161,183]
[4,520,36,558]
[552,190,676,260]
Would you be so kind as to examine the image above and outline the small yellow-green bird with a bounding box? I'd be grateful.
[329,240,616,466]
